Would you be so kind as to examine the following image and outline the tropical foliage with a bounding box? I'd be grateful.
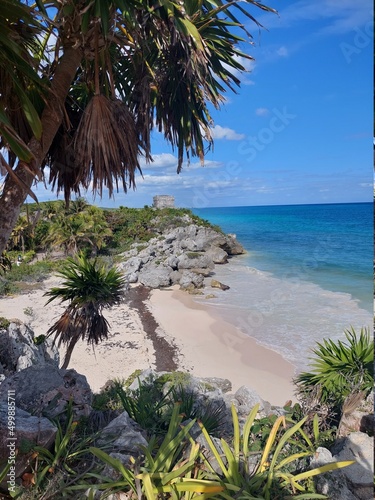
[44,254,127,368]
[15,403,353,499]
[0,0,276,254]
[295,327,374,410]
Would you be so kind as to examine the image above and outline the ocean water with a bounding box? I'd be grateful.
[192,203,373,373]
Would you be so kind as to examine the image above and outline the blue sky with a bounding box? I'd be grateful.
[31,0,373,208]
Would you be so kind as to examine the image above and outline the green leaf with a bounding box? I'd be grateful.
[13,80,42,140]
[292,460,355,482]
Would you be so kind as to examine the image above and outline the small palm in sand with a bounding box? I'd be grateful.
[44,254,126,369]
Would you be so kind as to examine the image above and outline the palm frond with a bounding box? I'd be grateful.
[73,95,142,199]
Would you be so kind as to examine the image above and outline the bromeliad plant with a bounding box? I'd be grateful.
[199,404,354,499]
[69,403,225,499]
[63,404,354,499]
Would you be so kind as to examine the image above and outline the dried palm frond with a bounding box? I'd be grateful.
[73,95,142,198]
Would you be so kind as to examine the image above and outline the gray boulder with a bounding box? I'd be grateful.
[0,404,57,493]
[234,386,271,416]
[177,252,214,271]
[310,447,355,500]
[311,434,374,500]
[206,247,228,264]
[334,433,374,500]
[179,271,204,291]
[138,265,172,288]
[98,411,147,455]
[0,322,59,375]
[0,365,92,419]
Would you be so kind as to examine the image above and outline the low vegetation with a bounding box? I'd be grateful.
[295,327,373,427]
[0,199,220,297]
[4,389,354,500]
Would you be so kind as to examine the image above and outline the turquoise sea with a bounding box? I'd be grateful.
[192,203,373,372]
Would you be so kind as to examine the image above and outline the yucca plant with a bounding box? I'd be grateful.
[44,254,127,368]
[295,327,373,408]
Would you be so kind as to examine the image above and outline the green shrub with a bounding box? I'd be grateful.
[115,379,172,436]
[0,317,10,329]
[33,335,46,346]
[295,327,373,408]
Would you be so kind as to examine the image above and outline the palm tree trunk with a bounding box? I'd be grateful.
[61,334,80,369]
[0,46,82,254]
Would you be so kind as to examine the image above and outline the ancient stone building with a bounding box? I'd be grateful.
[152,195,175,208]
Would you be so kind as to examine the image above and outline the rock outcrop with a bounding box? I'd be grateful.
[118,219,244,291]
[311,433,374,500]
[0,321,59,381]
[0,365,92,419]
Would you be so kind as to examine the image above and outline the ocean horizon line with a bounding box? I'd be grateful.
[190,200,372,210]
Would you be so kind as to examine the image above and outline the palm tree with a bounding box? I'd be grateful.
[43,204,112,255]
[0,0,276,254]
[44,254,127,369]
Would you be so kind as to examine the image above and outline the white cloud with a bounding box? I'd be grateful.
[276,46,288,57]
[257,0,371,36]
[255,107,270,117]
[210,125,245,141]
[242,79,256,86]
[140,153,177,170]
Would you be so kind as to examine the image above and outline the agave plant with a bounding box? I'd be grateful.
[295,327,373,407]
[44,254,127,368]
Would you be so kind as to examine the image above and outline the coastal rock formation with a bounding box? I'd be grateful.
[0,321,59,379]
[0,365,92,419]
[118,219,244,291]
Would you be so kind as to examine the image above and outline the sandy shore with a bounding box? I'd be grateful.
[149,289,295,406]
[0,277,295,406]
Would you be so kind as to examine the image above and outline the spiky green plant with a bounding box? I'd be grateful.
[44,254,127,368]
[295,327,373,407]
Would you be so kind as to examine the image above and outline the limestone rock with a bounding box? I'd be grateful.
[210,279,230,291]
[0,365,92,419]
[234,386,270,416]
[0,322,59,376]
[334,432,374,500]
[311,434,374,500]
[0,404,57,493]
[199,377,232,393]
[177,252,214,271]
[310,447,354,500]
[98,411,148,455]
[138,265,172,288]
[179,271,204,291]
[206,247,228,264]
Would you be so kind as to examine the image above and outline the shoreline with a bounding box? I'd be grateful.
[0,277,295,406]
[148,287,295,406]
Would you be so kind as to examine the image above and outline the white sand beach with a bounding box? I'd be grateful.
[0,277,295,406]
